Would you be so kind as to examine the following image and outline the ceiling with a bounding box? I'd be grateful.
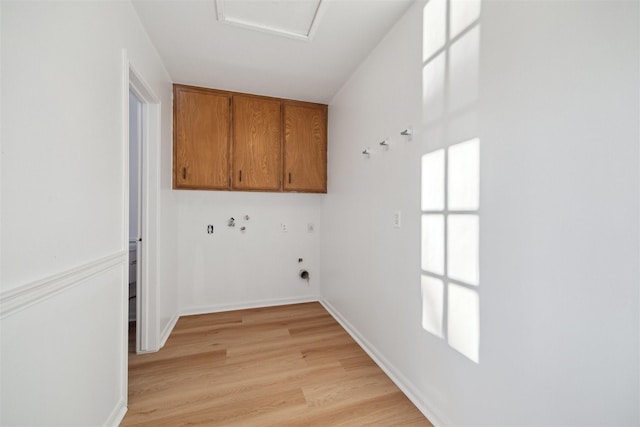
[131,0,414,104]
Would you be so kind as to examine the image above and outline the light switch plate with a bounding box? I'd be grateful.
[393,211,401,228]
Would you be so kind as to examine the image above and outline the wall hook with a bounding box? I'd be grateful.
[228,217,235,227]
[379,138,389,146]
[400,127,413,142]
[362,148,371,156]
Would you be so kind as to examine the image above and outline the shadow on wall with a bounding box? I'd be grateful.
[420,0,481,364]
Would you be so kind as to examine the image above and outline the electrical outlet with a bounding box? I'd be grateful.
[281,223,288,233]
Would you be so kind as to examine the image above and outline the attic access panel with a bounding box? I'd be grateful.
[215,0,326,41]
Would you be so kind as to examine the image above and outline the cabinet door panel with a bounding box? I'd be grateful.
[283,104,327,193]
[174,87,230,189]
[232,96,281,191]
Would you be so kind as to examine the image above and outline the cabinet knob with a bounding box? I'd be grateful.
[288,172,292,184]
[239,170,242,182]
[182,167,186,180]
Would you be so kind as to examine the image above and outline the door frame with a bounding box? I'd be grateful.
[122,50,161,355]
[128,88,144,350]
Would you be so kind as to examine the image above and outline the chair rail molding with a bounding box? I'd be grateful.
[0,251,127,319]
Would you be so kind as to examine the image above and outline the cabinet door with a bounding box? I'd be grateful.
[232,95,282,191]
[283,103,327,193]
[174,86,230,189]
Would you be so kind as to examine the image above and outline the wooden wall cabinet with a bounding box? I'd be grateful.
[174,86,230,190]
[283,103,327,193]
[173,84,327,193]
[232,95,281,191]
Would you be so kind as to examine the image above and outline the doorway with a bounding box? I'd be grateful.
[128,89,143,352]
[126,62,160,354]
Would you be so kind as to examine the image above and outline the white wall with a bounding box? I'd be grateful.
[322,0,639,425]
[0,1,177,425]
[177,191,322,314]
[2,0,637,425]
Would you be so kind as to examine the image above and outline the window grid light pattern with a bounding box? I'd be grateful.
[421,139,480,363]
[421,0,481,364]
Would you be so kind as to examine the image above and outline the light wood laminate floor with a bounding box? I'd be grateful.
[121,302,431,426]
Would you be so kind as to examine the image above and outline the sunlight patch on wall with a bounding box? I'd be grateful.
[448,282,480,362]
[421,148,445,211]
[449,26,480,112]
[422,54,446,124]
[421,140,480,363]
[448,139,479,210]
[423,0,447,62]
[421,275,444,337]
[448,214,479,286]
[450,0,481,39]
[420,0,481,364]
[422,214,445,275]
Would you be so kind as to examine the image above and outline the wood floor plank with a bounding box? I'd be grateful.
[121,302,432,426]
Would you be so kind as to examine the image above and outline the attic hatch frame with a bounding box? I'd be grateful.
[215,0,327,41]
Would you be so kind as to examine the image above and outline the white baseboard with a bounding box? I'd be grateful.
[159,313,180,348]
[104,397,127,427]
[181,295,320,316]
[319,298,451,427]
